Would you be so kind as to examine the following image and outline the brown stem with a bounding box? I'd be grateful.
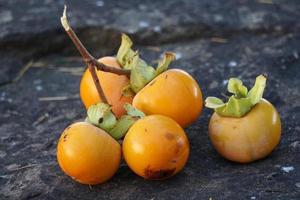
[61,5,108,103]
[60,5,130,103]
[64,30,108,102]
[63,27,130,77]
[88,59,130,76]
[60,6,130,78]
[87,64,108,103]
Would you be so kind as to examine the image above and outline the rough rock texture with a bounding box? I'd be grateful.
[0,0,300,199]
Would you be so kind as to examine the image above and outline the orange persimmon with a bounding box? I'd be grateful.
[209,99,281,163]
[123,115,190,180]
[132,69,203,128]
[80,56,132,118]
[57,122,121,185]
[206,75,281,163]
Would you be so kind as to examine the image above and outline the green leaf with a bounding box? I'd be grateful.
[205,97,225,109]
[128,51,175,93]
[87,103,117,132]
[86,103,145,140]
[87,103,109,125]
[205,75,267,118]
[122,51,137,70]
[122,84,135,97]
[129,53,156,93]
[124,103,145,118]
[116,34,176,93]
[215,96,252,117]
[247,74,267,105]
[227,78,248,98]
[116,34,135,67]
[84,117,91,123]
[116,34,150,71]
[107,104,145,140]
[99,111,117,132]
[109,115,136,140]
[155,52,176,75]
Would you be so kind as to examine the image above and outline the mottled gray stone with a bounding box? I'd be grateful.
[0,0,300,199]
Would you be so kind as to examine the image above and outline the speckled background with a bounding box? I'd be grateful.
[0,0,299,199]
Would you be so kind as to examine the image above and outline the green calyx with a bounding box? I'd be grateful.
[86,103,145,140]
[205,75,267,118]
[86,103,117,132]
[123,103,145,118]
[117,34,176,94]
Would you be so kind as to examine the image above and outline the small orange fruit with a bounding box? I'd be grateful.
[133,69,203,127]
[209,99,281,163]
[123,115,190,180]
[57,122,121,184]
[80,56,133,118]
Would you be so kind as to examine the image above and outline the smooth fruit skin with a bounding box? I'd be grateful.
[57,122,121,185]
[80,56,133,118]
[123,115,190,180]
[132,69,202,128]
[209,99,281,163]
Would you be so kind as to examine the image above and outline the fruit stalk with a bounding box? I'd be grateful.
[60,6,130,77]
[88,64,108,104]
[61,5,108,103]
[61,6,130,103]
[89,59,131,76]
[61,6,130,76]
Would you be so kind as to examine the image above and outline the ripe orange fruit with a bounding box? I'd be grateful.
[133,69,203,127]
[123,115,190,180]
[57,122,121,184]
[80,56,133,118]
[209,99,281,163]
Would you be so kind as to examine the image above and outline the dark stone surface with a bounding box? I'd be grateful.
[0,0,300,199]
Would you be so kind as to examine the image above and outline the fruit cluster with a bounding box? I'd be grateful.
[57,6,282,185]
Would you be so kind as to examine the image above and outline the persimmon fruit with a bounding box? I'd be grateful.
[57,122,121,185]
[209,99,281,163]
[123,115,190,180]
[80,56,132,118]
[205,75,281,163]
[133,69,203,128]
